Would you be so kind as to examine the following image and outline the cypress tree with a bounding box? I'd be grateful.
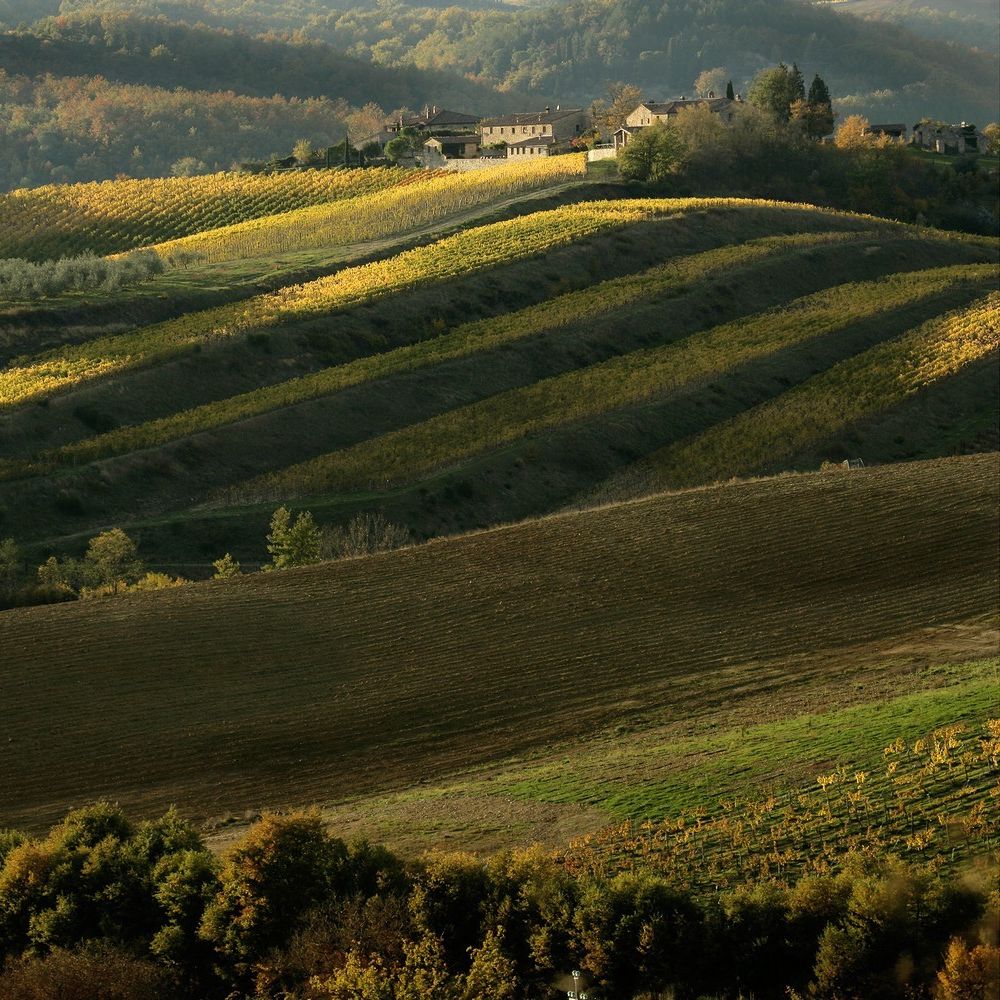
[726,79,735,100]
[808,74,832,107]
[791,63,806,101]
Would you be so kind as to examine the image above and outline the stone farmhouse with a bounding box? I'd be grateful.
[423,134,481,160]
[911,121,983,155]
[479,107,586,157]
[866,123,908,142]
[387,106,481,133]
[614,96,740,149]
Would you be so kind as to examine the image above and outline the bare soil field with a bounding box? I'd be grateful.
[1,453,995,837]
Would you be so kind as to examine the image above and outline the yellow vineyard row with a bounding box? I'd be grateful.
[236,264,995,500]
[8,229,871,477]
[0,167,410,261]
[642,291,1000,489]
[0,198,696,411]
[146,155,590,264]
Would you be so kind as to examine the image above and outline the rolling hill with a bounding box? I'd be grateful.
[0,452,996,843]
[0,178,995,573]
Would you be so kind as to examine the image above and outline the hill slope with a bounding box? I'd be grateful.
[1,195,996,573]
[0,453,996,833]
[24,1,1000,123]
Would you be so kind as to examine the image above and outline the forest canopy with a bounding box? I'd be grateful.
[8,0,997,126]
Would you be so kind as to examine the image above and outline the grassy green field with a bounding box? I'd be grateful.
[1,454,996,859]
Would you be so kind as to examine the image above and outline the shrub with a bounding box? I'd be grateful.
[0,944,173,1000]
[199,814,349,976]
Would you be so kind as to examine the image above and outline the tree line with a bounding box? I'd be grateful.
[0,507,410,608]
[100,0,997,126]
[0,802,995,998]
[0,8,517,190]
[614,64,998,235]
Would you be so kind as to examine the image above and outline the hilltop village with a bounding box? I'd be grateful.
[254,81,992,173]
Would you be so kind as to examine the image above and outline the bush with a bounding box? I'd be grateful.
[0,251,164,301]
[0,944,174,1000]
[617,122,686,183]
[321,512,409,559]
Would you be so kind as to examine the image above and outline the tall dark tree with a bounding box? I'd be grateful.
[794,73,835,139]
[808,74,832,107]
[791,63,806,101]
[726,79,735,100]
[748,64,801,121]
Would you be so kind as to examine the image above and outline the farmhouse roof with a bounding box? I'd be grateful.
[640,97,735,116]
[480,108,583,126]
[393,108,480,129]
[912,120,979,134]
[506,134,558,148]
[425,133,480,145]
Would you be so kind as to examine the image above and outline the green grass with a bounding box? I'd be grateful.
[311,658,999,879]
[493,665,998,818]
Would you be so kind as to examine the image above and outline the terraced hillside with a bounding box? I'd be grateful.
[0,454,996,837]
[0,192,995,571]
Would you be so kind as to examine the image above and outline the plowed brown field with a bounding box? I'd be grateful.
[0,453,996,832]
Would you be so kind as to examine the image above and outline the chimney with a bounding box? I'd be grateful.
[544,106,550,114]
[432,105,437,115]
[423,105,429,118]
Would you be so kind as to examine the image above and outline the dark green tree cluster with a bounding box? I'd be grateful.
[747,62,807,121]
[0,69,353,192]
[617,121,687,183]
[746,63,834,138]
[664,100,997,234]
[0,804,996,998]
[81,0,994,128]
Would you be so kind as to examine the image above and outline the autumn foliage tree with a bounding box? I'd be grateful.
[589,82,644,136]
[83,527,144,593]
[199,814,348,980]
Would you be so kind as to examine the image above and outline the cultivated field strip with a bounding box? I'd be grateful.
[5,229,874,478]
[0,199,882,413]
[638,293,1000,490]
[0,167,412,261]
[0,200,662,410]
[148,155,589,264]
[0,454,995,830]
[242,264,995,499]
